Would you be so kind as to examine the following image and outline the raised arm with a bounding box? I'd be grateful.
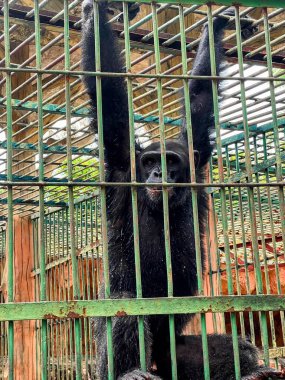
[181,9,255,169]
[81,0,130,170]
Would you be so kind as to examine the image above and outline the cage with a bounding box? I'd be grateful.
[0,0,284,379]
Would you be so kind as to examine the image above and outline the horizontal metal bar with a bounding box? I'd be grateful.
[108,0,284,8]
[0,178,284,188]
[2,2,284,70]
[30,190,100,219]
[0,96,88,117]
[221,118,285,146]
[0,100,284,146]
[0,174,70,183]
[1,1,283,22]
[0,140,96,155]
[0,295,284,321]
[0,0,80,31]
[0,67,285,82]
[0,96,182,125]
[0,198,66,207]
[212,152,285,184]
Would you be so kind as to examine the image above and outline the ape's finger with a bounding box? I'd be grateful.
[242,367,285,380]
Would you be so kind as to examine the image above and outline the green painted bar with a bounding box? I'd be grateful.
[0,296,284,321]
[235,145,256,345]
[34,0,48,378]
[64,0,83,377]
[262,8,285,364]
[2,176,285,188]
[0,140,96,155]
[262,132,285,346]
[3,1,14,379]
[234,6,270,366]
[152,4,177,378]
[123,2,147,372]
[253,136,278,357]
[93,2,114,378]
[263,7,285,270]
[208,6,241,379]
[225,146,246,340]
[108,0,285,7]
[209,163,226,333]
[2,95,285,131]
[2,67,285,83]
[179,5,210,379]
[0,106,282,147]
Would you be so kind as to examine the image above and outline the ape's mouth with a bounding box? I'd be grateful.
[146,186,174,198]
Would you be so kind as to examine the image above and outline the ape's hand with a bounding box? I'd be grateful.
[107,2,140,22]
[82,0,140,22]
[214,8,258,39]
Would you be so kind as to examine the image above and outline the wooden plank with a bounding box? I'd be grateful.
[13,216,36,380]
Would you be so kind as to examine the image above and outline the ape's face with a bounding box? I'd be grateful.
[139,140,189,208]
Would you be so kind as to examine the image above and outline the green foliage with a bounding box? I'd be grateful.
[45,156,99,203]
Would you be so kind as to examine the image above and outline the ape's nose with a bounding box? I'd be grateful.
[153,169,162,178]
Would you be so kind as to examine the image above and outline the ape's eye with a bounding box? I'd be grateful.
[167,156,178,166]
[143,157,155,167]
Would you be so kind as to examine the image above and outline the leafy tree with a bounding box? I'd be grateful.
[45,156,99,203]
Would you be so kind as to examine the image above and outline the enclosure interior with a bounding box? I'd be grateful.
[0,0,285,379]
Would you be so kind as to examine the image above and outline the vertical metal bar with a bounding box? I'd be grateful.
[93,1,114,378]
[34,0,48,377]
[209,162,226,333]
[253,136,277,354]
[225,146,246,339]
[123,2,146,371]
[151,5,177,379]
[47,214,51,376]
[205,221,217,333]
[234,6,269,365]
[179,5,210,378]
[63,0,82,377]
[262,134,285,347]
[207,6,241,379]
[263,7,285,280]
[234,145,256,345]
[3,1,14,378]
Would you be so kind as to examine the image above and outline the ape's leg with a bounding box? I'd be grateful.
[94,292,159,380]
[151,314,190,379]
[154,334,284,380]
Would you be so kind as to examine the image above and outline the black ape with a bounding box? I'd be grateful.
[81,3,270,379]
[161,335,285,380]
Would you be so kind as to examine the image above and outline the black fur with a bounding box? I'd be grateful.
[81,3,270,380]
[160,334,285,380]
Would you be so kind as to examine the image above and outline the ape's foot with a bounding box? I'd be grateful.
[242,366,285,380]
[118,369,162,380]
